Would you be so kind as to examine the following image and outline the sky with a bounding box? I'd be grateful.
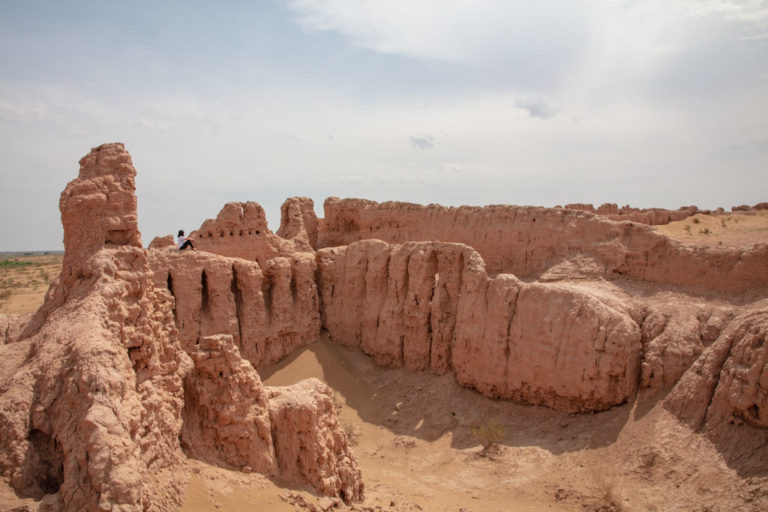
[0,0,766,251]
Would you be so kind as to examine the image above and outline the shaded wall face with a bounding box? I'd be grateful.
[149,250,320,369]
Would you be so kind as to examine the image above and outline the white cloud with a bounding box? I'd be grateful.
[1,2,767,250]
[685,0,768,27]
[409,134,435,150]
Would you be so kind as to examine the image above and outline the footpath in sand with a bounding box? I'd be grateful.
[181,334,759,512]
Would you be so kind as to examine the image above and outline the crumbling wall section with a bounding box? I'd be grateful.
[317,239,642,413]
[0,313,31,344]
[0,144,191,511]
[277,196,319,250]
[149,248,320,369]
[564,202,697,225]
[181,334,364,502]
[319,198,768,295]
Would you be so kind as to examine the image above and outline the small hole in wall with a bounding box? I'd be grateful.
[239,230,244,236]
[255,230,260,235]
[220,232,225,237]
[219,371,223,377]
[230,231,234,236]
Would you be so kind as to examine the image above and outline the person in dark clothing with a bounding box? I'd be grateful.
[177,229,196,250]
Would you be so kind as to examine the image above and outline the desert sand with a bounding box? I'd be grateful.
[179,333,767,512]
[0,144,766,512]
[0,254,62,315]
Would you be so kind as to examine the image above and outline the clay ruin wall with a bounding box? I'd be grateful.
[148,249,320,369]
[563,202,697,225]
[316,240,642,413]
[319,197,768,294]
[0,144,363,510]
[2,143,766,509]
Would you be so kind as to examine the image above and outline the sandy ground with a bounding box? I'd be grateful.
[654,210,768,247]
[0,253,62,314]
[179,336,765,512]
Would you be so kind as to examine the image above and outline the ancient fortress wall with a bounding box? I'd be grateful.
[148,249,320,368]
[154,191,767,427]
[319,197,768,294]
[563,202,697,225]
[0,144,362,510]
[317,240,641,413]
[2,144,765,509]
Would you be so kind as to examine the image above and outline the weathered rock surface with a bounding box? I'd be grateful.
[0,313,31,344]
[188,198,316,267]
[149,234,175,249]
[663,305,768,472]
[181,334,275,475]
[148,248,320,368]
[180,334,364,502]
[319,198,768,294]
[277,196,319,250]
[639,304,733,398]
[1,142,765,509]
[563,202,698,225]
[0,144,190,510]
[0,144,362,510]
[268,378,364,502]
[317,240,642,413]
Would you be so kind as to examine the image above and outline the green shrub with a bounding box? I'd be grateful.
[0,259,33,268]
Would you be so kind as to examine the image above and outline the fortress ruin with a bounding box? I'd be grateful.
[0,143,766,510]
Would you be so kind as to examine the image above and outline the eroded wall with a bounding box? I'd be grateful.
[319,198,768,294]
[0,144,362,510]
[148,248,320,369]
[316,240,642,413]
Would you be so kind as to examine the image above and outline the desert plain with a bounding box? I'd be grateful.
[1,144,767,512]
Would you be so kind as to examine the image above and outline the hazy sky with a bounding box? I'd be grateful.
[1,0,766,251]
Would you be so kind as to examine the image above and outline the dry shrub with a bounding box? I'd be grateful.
[472,419,504,454]
[593,472,626,512]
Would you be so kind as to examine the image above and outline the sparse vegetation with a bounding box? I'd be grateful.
[684,225,692,234]
[700,227,711,235]
[472,418,505,455]
[692,217,700,224]
[0,259,34,268]
[594,472,626,512]
[0,253,62,313]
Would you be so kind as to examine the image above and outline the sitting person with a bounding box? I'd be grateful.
[177,229,196,250]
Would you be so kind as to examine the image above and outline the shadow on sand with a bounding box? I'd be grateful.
[260,335,634,457]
